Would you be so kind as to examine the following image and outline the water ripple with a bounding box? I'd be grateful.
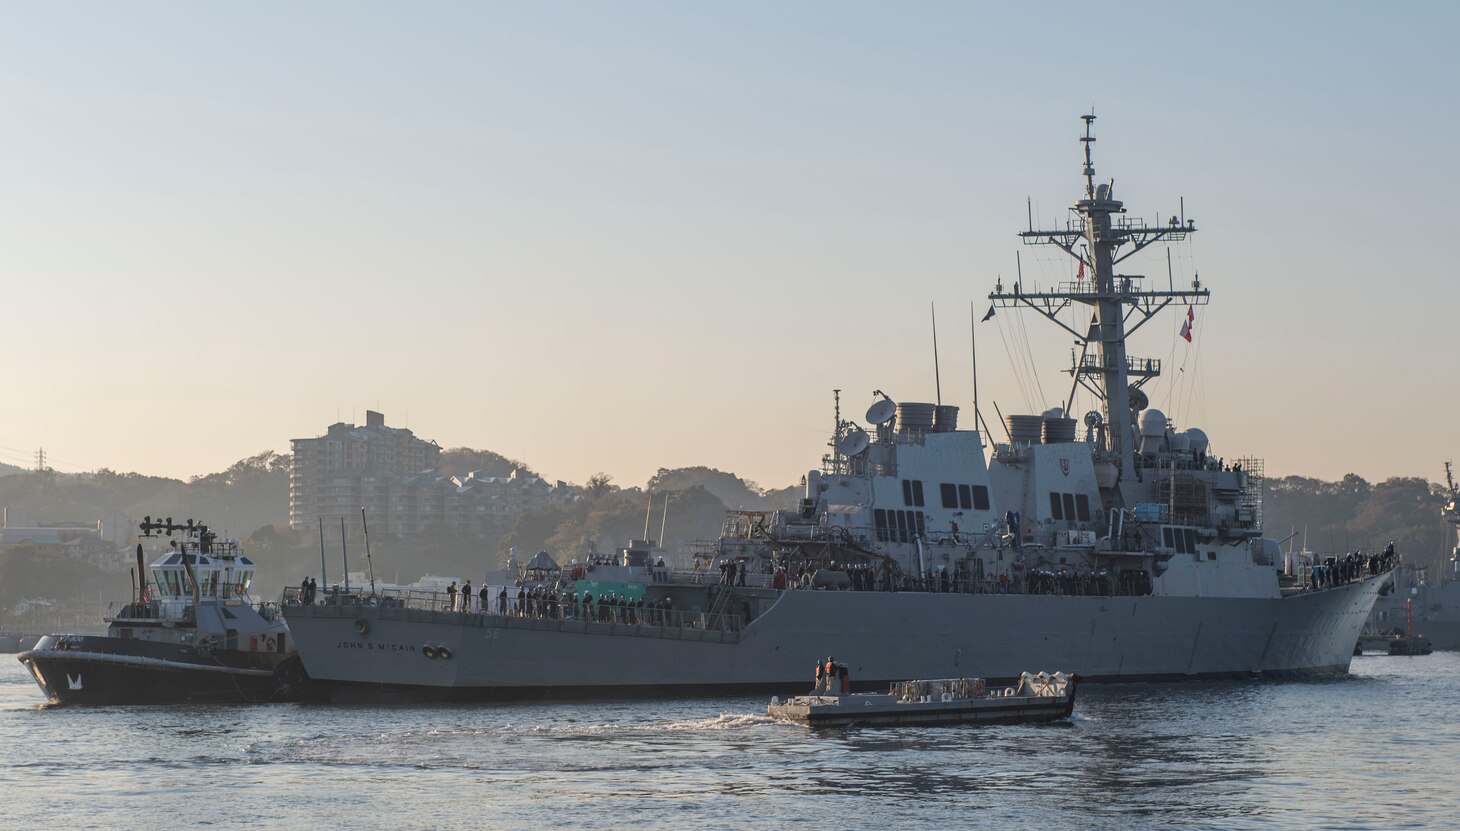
[3,654,1459,830]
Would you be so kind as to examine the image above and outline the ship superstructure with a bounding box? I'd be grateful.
[752,114,1277,605]
[281,117,1394,701]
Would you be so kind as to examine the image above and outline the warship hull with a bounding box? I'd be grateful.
[285,575,1384,703]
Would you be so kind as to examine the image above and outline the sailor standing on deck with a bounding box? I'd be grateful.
[447,581,458,611]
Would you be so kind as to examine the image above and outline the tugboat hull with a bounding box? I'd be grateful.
[18,635,302,705]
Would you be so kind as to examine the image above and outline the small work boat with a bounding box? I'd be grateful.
[1388,634,1433,656]
[768,671,1077,728]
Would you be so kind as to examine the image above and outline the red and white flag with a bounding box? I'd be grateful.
[1180,305,1194,342]
[1076,260,1086,281]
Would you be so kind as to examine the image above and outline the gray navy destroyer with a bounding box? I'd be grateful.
[1368,462,1460,650]
[283,116,1394,701]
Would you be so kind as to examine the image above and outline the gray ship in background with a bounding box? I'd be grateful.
[282,115,1394,702]
[1367,463,1460,649]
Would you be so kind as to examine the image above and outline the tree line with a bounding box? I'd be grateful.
[1,450,1454,610]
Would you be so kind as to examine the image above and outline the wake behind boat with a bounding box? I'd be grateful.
[282,116,1395,703]
[19,518,304,705]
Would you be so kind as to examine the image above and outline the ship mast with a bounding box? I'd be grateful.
[989,114,1208,492]
[1444,461,1459,571]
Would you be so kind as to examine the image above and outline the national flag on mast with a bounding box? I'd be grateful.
[1076,259,1085,281]
[981,305,996,322]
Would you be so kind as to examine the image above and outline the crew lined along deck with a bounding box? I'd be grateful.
[281,586,749,638]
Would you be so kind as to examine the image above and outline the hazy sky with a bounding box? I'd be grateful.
[2,2,1456,490]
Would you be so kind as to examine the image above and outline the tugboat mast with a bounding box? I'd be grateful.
[990,113,1209,493]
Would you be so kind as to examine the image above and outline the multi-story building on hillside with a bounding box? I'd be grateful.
[289,411,441,531]
[289,411,578,537]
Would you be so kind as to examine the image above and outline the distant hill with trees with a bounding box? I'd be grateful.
[1264,474,1453,571]
[2,447,1455,613]
[647,466,800,511]
[435,447,536,479]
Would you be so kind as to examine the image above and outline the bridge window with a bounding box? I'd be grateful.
[1049,493,1063,520]
[1075,493,1091,521]
[971,486,990,510]
[941,483,958,509]
[1062,493,1077,523]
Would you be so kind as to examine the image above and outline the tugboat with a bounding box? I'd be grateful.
[1387,598,1433,656]
[768,664,1077,728]
[18,518,304,705]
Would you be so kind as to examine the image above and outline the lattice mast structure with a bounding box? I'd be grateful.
[989,114,1208,497]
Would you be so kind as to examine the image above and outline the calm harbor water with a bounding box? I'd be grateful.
[3,654,1456,830]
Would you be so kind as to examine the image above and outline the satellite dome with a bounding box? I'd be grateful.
[1185,428,1210,455]
[1139,409,1167,437]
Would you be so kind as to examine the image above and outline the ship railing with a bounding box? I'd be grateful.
[1286,551,1398,596]
[103,600,196,623]
[683,569,775,589]
[775,571,1156,597]
[105,600,160,620]
[282,585,750,637]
